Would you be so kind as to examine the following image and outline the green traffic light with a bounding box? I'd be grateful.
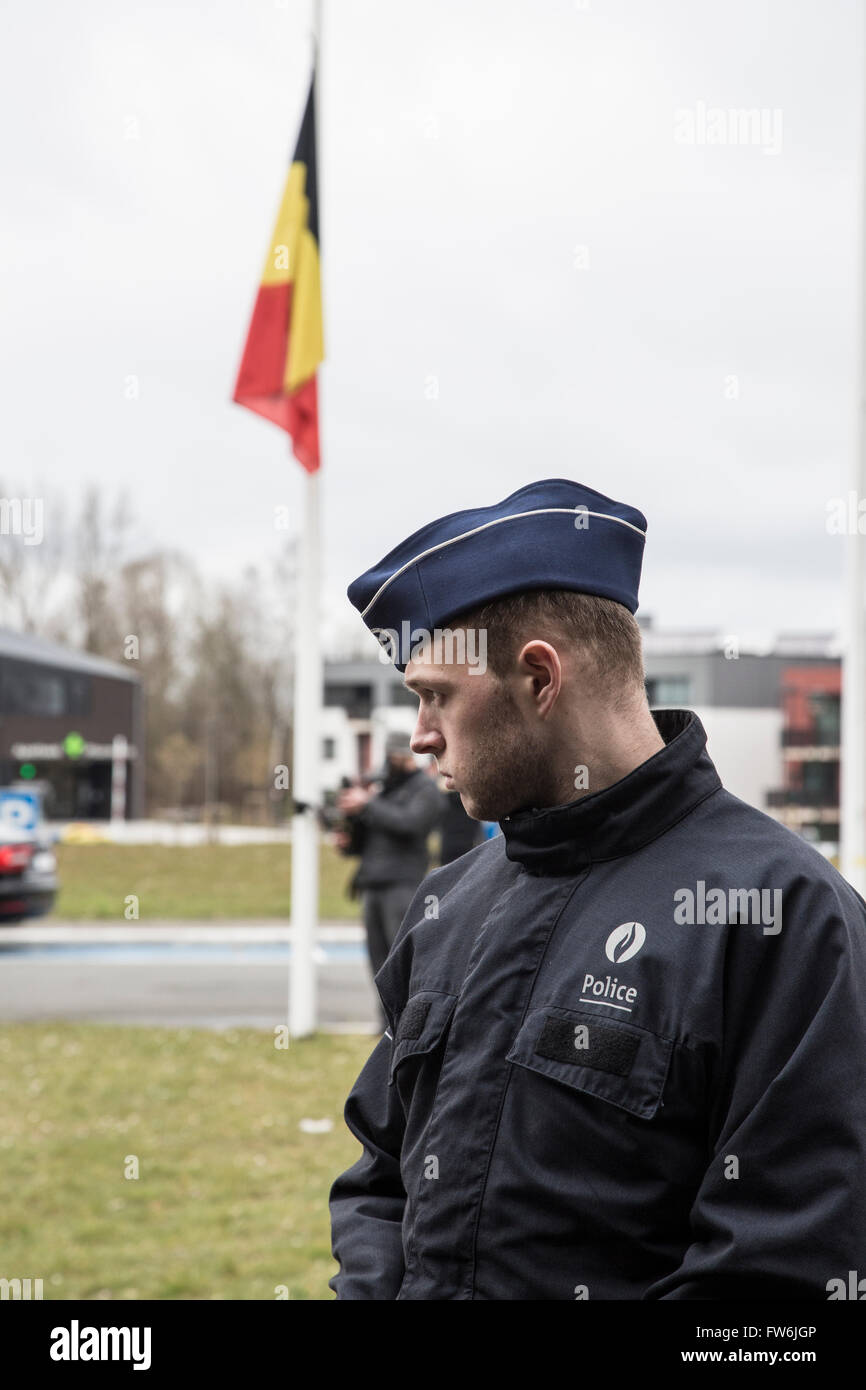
[18,763,37,780]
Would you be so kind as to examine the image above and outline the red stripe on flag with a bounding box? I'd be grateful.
[287,377,319,473]
[232,282,320,472]
[233,282,292,414]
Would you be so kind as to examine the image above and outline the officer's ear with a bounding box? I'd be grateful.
[515,640,562,717]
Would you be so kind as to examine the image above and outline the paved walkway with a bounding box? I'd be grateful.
[0,920,379,1032]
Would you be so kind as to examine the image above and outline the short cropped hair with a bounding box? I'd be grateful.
[453,590,646,699]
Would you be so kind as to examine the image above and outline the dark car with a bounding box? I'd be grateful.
[0,825,58,922]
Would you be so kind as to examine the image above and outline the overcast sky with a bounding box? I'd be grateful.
[2,0,863,656]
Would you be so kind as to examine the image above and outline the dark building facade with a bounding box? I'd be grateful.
[0,629,143,820]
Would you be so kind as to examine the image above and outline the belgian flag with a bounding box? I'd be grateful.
[233,76,323,472]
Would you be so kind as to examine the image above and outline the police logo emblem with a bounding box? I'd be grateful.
[604,921,646,963]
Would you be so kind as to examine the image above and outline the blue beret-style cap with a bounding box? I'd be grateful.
[347,478,647,669]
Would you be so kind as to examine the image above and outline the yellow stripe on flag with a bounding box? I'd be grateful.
[286,226,323,390]
[261,162,307,287]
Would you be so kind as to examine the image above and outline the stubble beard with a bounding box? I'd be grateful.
[457,682,554,822]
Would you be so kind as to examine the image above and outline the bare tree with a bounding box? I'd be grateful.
[0,474,70,636]
[74,485,134,657]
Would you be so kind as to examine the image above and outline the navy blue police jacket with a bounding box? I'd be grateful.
[328,709,866,1299]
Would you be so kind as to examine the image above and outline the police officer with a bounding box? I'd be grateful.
[338,731,443,1029]
[328,477,866,1300]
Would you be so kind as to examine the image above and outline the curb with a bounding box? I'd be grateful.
[0,921,365,944]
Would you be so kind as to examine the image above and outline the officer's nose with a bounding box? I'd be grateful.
[411,711,444,758]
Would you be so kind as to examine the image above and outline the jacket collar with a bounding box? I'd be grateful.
[499,709,721,874]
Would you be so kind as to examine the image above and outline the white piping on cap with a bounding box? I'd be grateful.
[359,506,646,620]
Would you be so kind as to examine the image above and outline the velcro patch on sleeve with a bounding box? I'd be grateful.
[395,997,431,1043]
[534,1015,640,1077]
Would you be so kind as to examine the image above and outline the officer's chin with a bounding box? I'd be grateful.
[457,790,486,822]
[461,789,518,823]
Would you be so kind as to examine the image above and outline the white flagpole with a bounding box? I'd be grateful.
[841,19,866,900]
[289,0,324,1037]
[289,470,321,1037]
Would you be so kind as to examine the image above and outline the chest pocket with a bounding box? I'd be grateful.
[506,1005,674,1119]
[388,989,458,1087]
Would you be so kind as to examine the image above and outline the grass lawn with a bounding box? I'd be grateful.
[53,841,362,921]
[0,1023,375,1300]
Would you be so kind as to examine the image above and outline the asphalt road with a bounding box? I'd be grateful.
[0,932,381,1032]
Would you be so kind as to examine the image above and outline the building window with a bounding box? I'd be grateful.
[645,676,691,705]
[322,737,336,759]
[809,692,840,746]
[0,660,91,718]
[324,683,371,719]
[799,760,839,807]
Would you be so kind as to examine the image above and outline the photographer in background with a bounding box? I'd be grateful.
[337,732,444,1026]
